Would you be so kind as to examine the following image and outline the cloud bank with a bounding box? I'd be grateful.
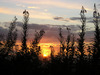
[0,22,94,43]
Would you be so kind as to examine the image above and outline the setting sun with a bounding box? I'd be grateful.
[43,54,48,57]
[42,48,51,58]
[42,51,50,57]
[0,0,100,74]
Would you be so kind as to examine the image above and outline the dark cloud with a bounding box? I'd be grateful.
[16,22,50,30]
[87,17,100,23]
[53,17,64,20]
[0,27,8,34]
[98,4,100,6]
[87,20,94,23]
[53,16,69,22]
[0,22,94,43]
[70,17,93,21]
[85,31,94,42]
[53,16,94,24]
[70,17,95,24]
[70,17,81,20]
[0,27,8,40]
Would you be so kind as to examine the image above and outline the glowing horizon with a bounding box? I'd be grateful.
[0,0,99,58]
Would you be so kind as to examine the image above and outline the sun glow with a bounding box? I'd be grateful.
[43,54,48,57]
[42,48,51,58]
[42,50,50,57]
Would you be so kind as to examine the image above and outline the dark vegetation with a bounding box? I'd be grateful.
[0,4,100,75]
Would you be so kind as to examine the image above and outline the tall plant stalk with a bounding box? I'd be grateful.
[93,4,100,59]
[77,6,87,60]
[5,16,17,54]
[21,10,29,53]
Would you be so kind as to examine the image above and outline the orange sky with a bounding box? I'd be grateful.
[16,39,60,57]
[15,37,93,58]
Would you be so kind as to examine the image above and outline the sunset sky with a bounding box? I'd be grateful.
[0,0,100,56]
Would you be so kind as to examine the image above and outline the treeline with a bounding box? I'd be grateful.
[55,4,100,62]
[0,10,45,75]
[0,4,100,75]
[48,4,100,75]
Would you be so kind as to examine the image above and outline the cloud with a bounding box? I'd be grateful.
[70,17,94,24]
[0,7,54,20]
[98,4,100,6]
[28,6,40,9]
[0,21,94,43]
[70,17,81,20]
[53,17,64,20]
[16,22,50,30]
[29,10,54,19]
[0,7,22,16]
[87,20,94,23]
[1,0,91,10]
[16,4,40,9]
[53,16,94,24]
[44,9,48,12]
[0,26,8,39]
[85,31,94,42]
[53,16,80,24]
[16,4,26,7]
[53,16,69,22]
[16,22,94,41]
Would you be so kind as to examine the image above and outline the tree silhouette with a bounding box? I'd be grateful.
[66,27,71,58]
[70,34,75,60]
[93,4,100,59]
[0,34,4,47]
[31,29,45,55]
[50,46,55,61]
[1,4,100,75]
[59,28,65,57]
[21,10,29,53]
[77,6,87,61]
[5,16,17,54]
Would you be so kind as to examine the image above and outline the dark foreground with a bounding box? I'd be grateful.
[0,53,100,75]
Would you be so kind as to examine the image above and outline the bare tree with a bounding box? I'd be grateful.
[21,10,29,53]
[93,4,100,59]
[77,6,87,60]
